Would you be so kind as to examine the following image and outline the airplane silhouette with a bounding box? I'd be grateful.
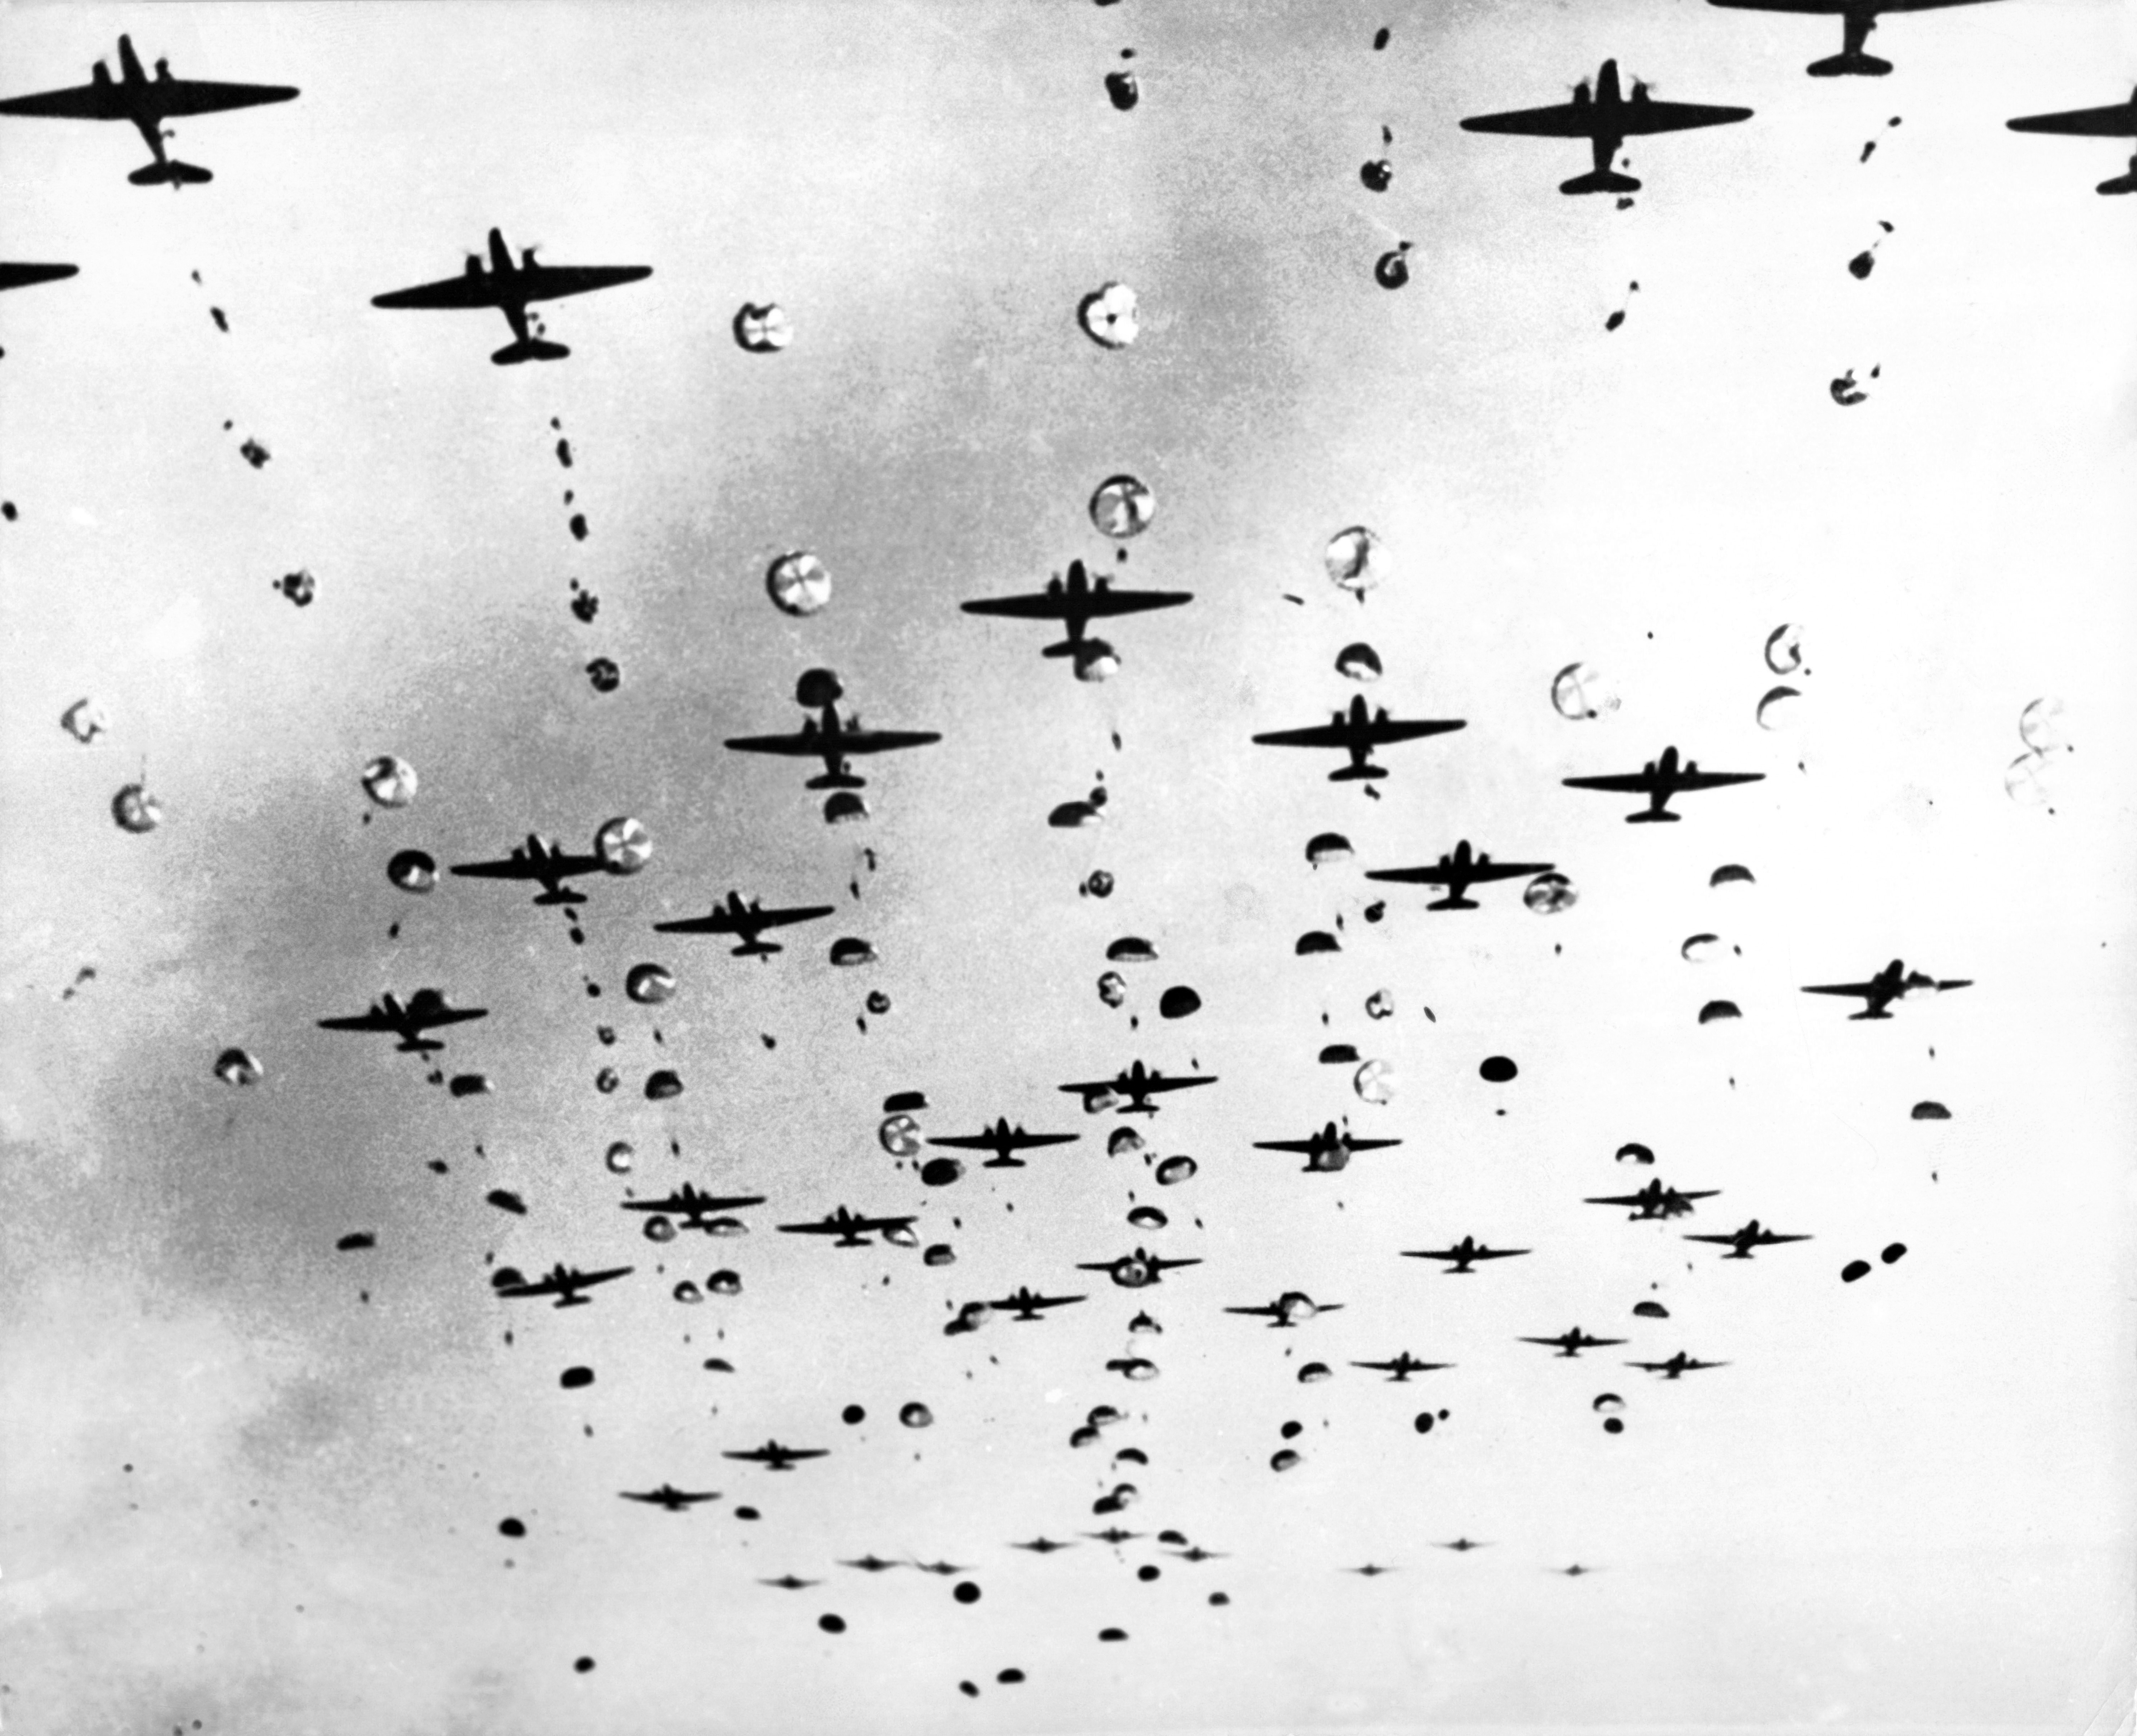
[1084,1527,1145,1545]
[1225,1290,1343,1327]
[1801,959,1972,1019]
[0,34,297,186]
[653,891,836,957]
[1171,1545,1228,1562]
[1563,745,1764,822]
[725,698,941,791]
[0,262,78,294]
[450,832,617,906]
[1684,1218,1812,1258]
[1253,1121,1401,1173]
[1252,692,1466,782]
[1076,1247,1202,1289]
[2008,86,2137,194]
[1517,1327,1629,1358]
[840,1554,903,1572]
[620,1184,768,1229]
[491,1262,633,1308]
[1366,840,1557,910]
[1351,1351,1454,1380]
[1710,0,2005,77]
[1403,1235,1530,1274]
[960,558,1193,669]
[1057,1059,1219,1115]
[985,1286,1087,1321]
[1009,1537,1076,1553]
[759,1575,821,1589]
[372,228,652,365]
[927,1119,1081,1168]
[619,1485,720,1511]
[722,1440,829,1471]
[1583,1179,1719,1220]
[1437,1538,1491,1553]
[777,1206,917,1248]
[316,989,487,1054]
[1627,1351,1728,1379]
[1460,58,1751,194]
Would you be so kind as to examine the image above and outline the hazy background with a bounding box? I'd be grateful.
[2,2,2133,1732]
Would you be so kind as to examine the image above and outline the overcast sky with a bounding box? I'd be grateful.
[2,3,2133,1732]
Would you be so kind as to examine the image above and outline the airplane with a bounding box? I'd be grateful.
[721,1440,829,1471]
[725,699,940,791]
[960,558,1193,666]
[652,891,836,957]
[492,1262,634,1308]
[449,832,616,906]
[1225,1290,1343,1327]
[986,1286,1087,1321]
[618,1485,720,1511]
[1459,58,1751,195]
[1253,1121,1402,1174]
[1403,1235,1531,1273]
[1009,1537,1076,1553]
[1085,1527,1145,1544]
[1076,1246,1203,1289]
[840,1554,904,1573]
[1252,692,1466,782]
[1709,0,2004,78]
[1518,1327,1629,1358]
[1684,1218,1812,1258]
[908,1558,972,1576]
[1345,1563,1397,1576]
[0,35,297,187]
[1562,746,1764,822]
[1365,840,1557,911]
[2008,86,2137,195]
[1556,1563,1602,1578]
[1437,1538,1491,1553]
[1171,1545,1228,1562]
[0,262,78,294]
[1800,959,1973,1020]
[316,989,488,1053]
[1351,1351,1454,1380]
[927,1119,1081,1168]
[1057,1059,1219,1115]
[1583,1180,1719,1220]
[1627,1351,1728,1378]
[759,1575,821,1589]
[620,1185,769,1229]
[372,228,652,366]
[777,1206,918,1248]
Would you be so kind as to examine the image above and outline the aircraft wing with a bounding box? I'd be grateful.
[754,903,837,929]
[450,851,604,880]
[1404,1249,1464,1262]
[1154,1256,1204,1271]
[0,81,125,120]
[517,262,654,302]
[777,1220,848,1236]
[1252,722,1351,749]
[412,1006,487,1029]
[1471,1247,1529,1260]
[1674,769,1764,791]
[147,76,301,117]
[572,1265,634,1288]
[1459,100,1598,138]
[1141,1075,1216,1095]
[1223,1304,1279,1319]
[1681,1232,1742,1246]
[1584,1191,1657,1208]
[1562,770,1657,793]
[1710,0,1994,9]
[651,910,743,935]
[1801,981,1878,999]
[316,1010,392,1033]
[0,263,79,292]
[373,274,504,312]
[1366,718,1466,744]
[1622,98,1755,137]
[1364,865,1455,886]
[961,593,1076,621]
[930,1132,1077,1151]
[1080,587,1194,619]
[724,731,821,757]
[1058,1078,1121,1098]
[1252,1138,1320,1154]
[838,727,942,756]
[2008,100,2137,137]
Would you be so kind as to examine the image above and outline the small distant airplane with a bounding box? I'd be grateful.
[1403,1235,1531,1274]
[653,891,836,957]
[1685,1218,1811,1258]
[927,1119,1081,1168]
[722,1440,829,1471]
[1562,746,1764,822]
[1085,1527,1145,1545]
[1366,840,1557,910]
[759,1575,821,1589]
[1801,959,1972,1020]
[620,1184,768,1229]
[725,697,941,792]
[492,1262,633,1308]
[1710,0,2004,78]
[1076,1246,1203,1289]
[840,1553,903,1573]
[1627,1351,1728,1379]
[777,1206,917,1248]
[1584,1179,1718,1220]
[1437,1538,1491,1553]
[1225,1290,1343,1327]
[1556,1563,1602,1578]
[960,558,1193,665]
[2008,86,2137,194]
[987,1286,1087,1321]
[1253,1121,1401,1173]
[1345,1563,1397,1576]
[1518,1327,1629,1358]
[0,262,78,293]
[1351,1351,1453,1380]
[1252,692,1466,782]
[450,833,615,906]
[1058,1059,1219,1115]
[372,228,652,366]
[1171,1545,1228,1562]
[909,1558,971,1576]
[1460,58,1751,195]
[1010,1536,1076,1553]
[619,1485,720,1510]
[317,988,487,1053]
[0,34,297,186]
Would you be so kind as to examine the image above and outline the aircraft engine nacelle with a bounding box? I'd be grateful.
[523,247,538,270]
[465,255,483,277]
[156,58,172,81]
[92,61,113,86]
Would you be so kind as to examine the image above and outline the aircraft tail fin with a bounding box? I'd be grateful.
[491,338,571,366]
[733,938,781,958]
[806,771,868,792]
[2097,160,2137,196]
[1807,51,1892,77]
[1426,894,1479,911]
[130,159,212,187]
[533,887,587,906]
[1559,169,1640,196]
[1624,810,1681,824]
[1041,639,1080,659]
[1329,763,1389,783]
